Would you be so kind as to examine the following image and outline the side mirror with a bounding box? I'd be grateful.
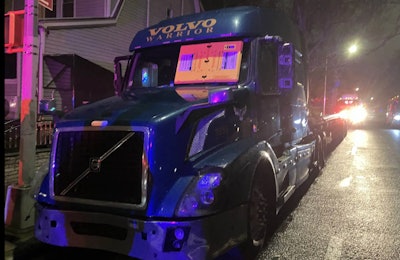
[278,43,294,90]
[114,61,123,95]
[113,55,131,96]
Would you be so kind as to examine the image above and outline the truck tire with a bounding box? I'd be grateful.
[239,165,275,259]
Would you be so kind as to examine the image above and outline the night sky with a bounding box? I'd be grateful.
[200,0,400,110]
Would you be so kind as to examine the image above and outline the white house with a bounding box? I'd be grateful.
[5,0,202,120]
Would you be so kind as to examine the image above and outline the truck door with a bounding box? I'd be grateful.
[281,44,311,185]
[278,43,309,144]
[277,42,311,186]
[254,39,281,148]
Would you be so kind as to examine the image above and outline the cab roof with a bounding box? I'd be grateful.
[129,6,303,51]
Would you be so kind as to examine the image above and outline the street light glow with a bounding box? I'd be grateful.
[323,42,360,116]
[348,44,358,54]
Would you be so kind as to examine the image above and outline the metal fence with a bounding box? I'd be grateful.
[4,119,54,153]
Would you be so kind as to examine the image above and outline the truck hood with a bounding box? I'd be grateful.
[60,88,202,126]
[45,87,233,217]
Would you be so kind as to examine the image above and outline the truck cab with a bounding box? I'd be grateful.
[33,6,326,259]
[114,14,309,150]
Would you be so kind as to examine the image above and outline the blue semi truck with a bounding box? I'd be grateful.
[33,6,346,259]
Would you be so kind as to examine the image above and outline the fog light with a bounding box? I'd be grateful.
[163,226,190,252]
[173,240,183,249]
[174,228,185,240]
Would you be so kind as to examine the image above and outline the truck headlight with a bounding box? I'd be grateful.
[175,169,222,217]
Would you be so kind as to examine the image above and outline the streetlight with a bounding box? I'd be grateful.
[348,44,358,55]
[323,43,359,116]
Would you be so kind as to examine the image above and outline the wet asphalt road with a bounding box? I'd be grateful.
[258,124,400,259]
[12,123,400,260]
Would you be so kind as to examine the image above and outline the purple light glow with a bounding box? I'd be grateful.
[209,90,230,104]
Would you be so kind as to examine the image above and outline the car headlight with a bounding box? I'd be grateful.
[175,167,223,217]
[341,106,368,124]
[394,114,400,121]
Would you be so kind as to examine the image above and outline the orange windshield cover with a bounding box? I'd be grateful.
[175,41,243,84]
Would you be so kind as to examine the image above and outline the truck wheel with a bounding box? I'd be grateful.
[240,168,275,259]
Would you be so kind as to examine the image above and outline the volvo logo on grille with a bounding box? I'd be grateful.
[89,157,101,173]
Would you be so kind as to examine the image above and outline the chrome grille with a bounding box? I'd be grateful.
[51,128,147,208]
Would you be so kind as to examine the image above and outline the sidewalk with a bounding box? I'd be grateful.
[4,227,36,260]
[5,240,16,260]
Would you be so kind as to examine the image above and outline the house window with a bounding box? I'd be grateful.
[44,0,74,18]
[40,0,114,19]
[63,0,74,17]
[5,53,17,79]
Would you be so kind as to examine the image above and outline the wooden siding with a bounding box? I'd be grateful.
[149,0,196,27]
[42,0,147,73]
[5,80,18,96]
[41,1,196,70]
[75,0,106,18]
[40,0,196,102]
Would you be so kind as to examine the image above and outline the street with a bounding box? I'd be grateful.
[258,124,400,259]
[11,124,400,260]
[5,1,400,260]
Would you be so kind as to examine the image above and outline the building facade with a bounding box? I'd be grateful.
[4,0,202,190]
[5,0,201,119]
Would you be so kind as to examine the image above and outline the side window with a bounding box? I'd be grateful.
[42,0,74,18]
[295,49,306,93]
[294,49,307,106]
[256,40,277,94]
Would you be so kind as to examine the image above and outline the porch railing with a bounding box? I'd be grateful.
[4,119,54,153]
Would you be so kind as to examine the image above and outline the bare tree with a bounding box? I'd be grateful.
[201,0,400,102]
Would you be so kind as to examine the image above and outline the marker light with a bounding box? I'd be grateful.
[91,120,108,127]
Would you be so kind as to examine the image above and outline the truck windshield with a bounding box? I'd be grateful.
[124,40,250,93]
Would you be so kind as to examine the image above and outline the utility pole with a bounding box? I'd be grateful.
[5,0,39,233]
[19,0,39,186]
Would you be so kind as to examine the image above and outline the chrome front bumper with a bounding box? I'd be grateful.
[35,204,248,260]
